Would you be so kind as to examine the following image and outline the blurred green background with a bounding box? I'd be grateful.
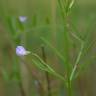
[0,0,96,96]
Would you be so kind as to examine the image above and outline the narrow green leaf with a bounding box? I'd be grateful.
[31,53,65,82]
[57,0,66,18]
[70,42,84,81]
[41,37,67,66]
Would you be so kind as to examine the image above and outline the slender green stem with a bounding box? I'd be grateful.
[67,78,72,96]
[41,46,52,96]
[58,1,73,96]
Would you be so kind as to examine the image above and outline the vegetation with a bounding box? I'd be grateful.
[0,0,96,96]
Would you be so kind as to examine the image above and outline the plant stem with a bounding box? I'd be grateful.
[41,46,52,96]
[18,81,26,96]
[67,79,72,96]
[20,58,44,96]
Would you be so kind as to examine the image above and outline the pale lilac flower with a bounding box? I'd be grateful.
[16,46,30,56]
[19,16,27,22]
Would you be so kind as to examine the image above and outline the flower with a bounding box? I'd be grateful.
[19,16,27,22]
[16,46,30,56]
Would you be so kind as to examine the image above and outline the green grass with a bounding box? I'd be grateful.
[0,0,96,96]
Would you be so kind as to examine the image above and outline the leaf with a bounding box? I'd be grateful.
[31,53,66,82]
[41,37,67,67]
[70,42,84,81]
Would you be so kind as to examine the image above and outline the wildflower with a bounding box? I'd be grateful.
[19,16,27,22]
[16,46,30,56]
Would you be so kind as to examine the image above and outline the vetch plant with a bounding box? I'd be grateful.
[40,33,84,96]
[1,0,96,96]
[16,46,65,81]
[15,1,81,96]
[16,45,66,96]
